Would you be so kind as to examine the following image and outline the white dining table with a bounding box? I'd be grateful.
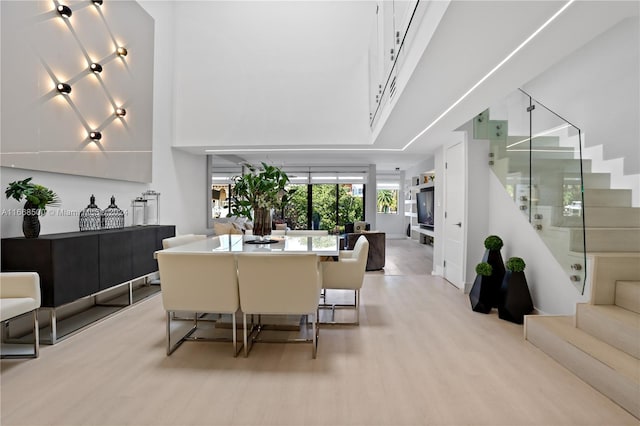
[155,234,340,257]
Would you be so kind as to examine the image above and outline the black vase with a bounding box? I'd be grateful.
[469,274,493,313]
[498,270,534,324]
[483,249,506,307]
[22,201,41,238]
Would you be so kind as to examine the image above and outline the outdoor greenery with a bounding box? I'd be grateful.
[376,189,397,213]
[5,177,60,211]
[484,235,504,250]
[506,257,526,272]
[282,184,364,231]
[475,262,493,276]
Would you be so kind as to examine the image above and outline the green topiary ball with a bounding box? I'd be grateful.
[506,257,526,272]
[475,262,493,276]
[484,235,503,250]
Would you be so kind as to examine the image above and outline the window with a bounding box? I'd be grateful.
[377,181,399,214]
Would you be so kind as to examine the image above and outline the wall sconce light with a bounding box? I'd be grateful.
[56,83,71,94]
[57,4,72,18]
[92,0,103,5]
[89,131,102,141]
[116,46,128,57]
[90,63,103,73]
[115,108,127,117]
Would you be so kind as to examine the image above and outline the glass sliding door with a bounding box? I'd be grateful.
[338,183,364,233]
[283,184,309,230]
[312,184,337,231]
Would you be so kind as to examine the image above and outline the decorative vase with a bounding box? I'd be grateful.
[79,195,102,231]
[102,196,125,229]
[22,201,41,238]
[253,207,272,238]
[498,270,534,324]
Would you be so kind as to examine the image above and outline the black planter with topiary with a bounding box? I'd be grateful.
[468,235,505,313]
[469,262,494,313]
[498,257,534,324]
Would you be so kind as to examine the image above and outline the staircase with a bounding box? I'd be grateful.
[475,90,640,419]
[525,256,640,418]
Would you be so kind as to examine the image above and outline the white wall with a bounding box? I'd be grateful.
[0,1,154,182]
[1,1,207,239]
[522,17,639,176]
[171,1,372,149]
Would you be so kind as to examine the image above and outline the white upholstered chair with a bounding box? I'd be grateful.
[0,272,41,358]
[286,230,329,236]
[320,235,369,325]
[236,254,321,358]
[162,234,207,249]
[156,252,241,356]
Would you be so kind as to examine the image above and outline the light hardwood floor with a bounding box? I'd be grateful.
[1,239,637,425]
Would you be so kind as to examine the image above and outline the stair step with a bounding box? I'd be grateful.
[505,148,575,161]
[505,158,591,174]
[616,281,640,314]
[576,304,640,359]
[505,135,562,148]
[570,228,640,252]
[583,189,633,207]
[580,173,612,189]
[554,207,640,228]
[525,315,640,418]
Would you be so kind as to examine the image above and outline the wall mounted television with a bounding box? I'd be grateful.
[416,187,434,229]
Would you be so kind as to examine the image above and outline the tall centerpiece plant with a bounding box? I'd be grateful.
[229,163,290,238]
[5,177,60,238]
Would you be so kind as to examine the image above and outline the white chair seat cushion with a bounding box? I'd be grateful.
[0,298,38,322]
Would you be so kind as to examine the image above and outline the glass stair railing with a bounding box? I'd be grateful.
[474,89,587,294]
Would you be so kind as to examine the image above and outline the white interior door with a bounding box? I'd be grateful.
[444,142,465,289]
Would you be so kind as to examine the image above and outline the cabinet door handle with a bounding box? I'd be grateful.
[455,222,462,227]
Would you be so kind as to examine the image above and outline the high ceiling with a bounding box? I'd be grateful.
[168,1,638,171]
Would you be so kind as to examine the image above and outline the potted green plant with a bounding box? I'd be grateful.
[498,257,534,324]
[469,262,494,313]
[5,177,60,238]
[229,163,290,237]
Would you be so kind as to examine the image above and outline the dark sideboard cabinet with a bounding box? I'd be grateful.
[1,225,175,308]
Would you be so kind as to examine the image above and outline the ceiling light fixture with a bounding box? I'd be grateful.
[89,131,102,141]
[116,46,128,57]
[92,0,103,5]
[90,63,103,73]
[56,83,71,94]
[57,4,72,18]
[115,108,126,117]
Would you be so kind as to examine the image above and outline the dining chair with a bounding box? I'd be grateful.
[236,253,321,358]
[162,234,206,249]
[320,235,369,325]
[157,252,241,356]
[0,272,41,359]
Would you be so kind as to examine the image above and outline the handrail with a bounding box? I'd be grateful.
[481,89,587,294]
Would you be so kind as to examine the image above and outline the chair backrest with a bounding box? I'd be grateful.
[162,234,207,249]
[157,252,239,314]
[0,272,41,304]
[237,254,320,315]
[351,235,370,271]
[286,230,329,236]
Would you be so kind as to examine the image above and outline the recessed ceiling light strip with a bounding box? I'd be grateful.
[402,0,576,151]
